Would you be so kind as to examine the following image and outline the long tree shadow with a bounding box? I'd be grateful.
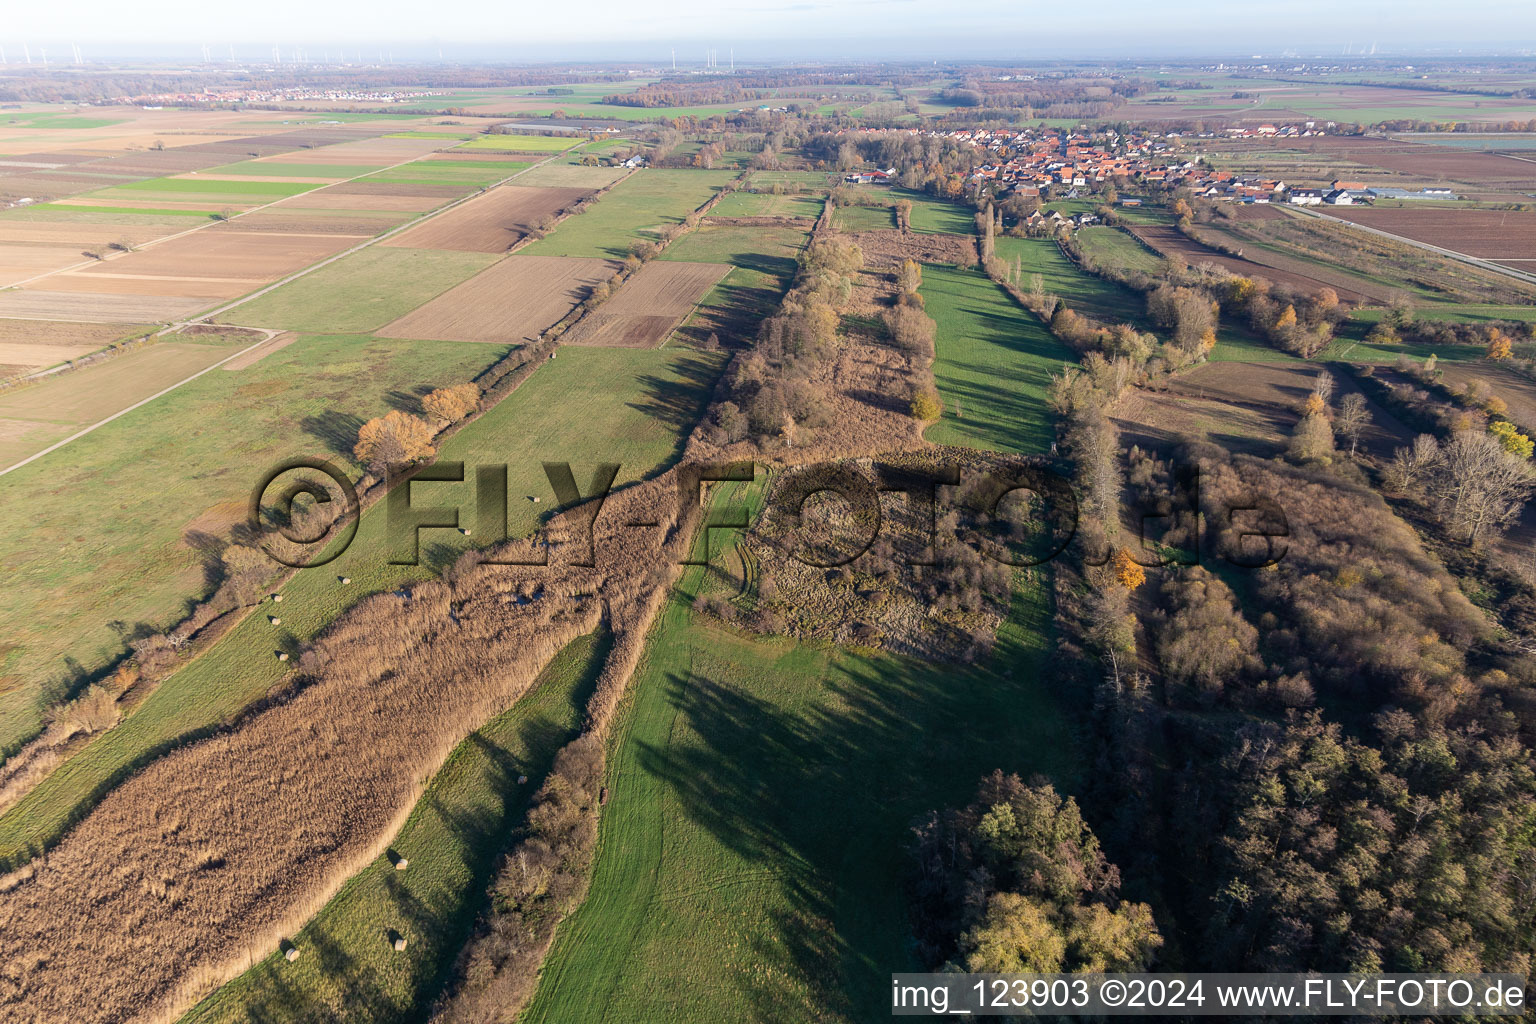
[631,606,1078,1020]
[300,411,367,459]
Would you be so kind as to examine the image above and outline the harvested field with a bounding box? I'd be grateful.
[30,272,255,300]
[1111,360,1413,458]
[0,319,148,370]
[218,211,405,236]
[380,185,591,252]
[0,290,207,323]
[1294,136,1536,189]
[0,222,178,247]
[0,247,91,287]
[379,254,618,343]
[845,230,976,271]
[0,342,101,368]
[67,230,364,289]
[323,182,465,199]
[564,260,730,348]
[261,137,445,166]
[1131,225,1378,302]
[269,190,446,213]
[0,320,146,369]
[1320,206,1536,262]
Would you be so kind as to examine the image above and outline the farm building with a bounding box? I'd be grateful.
[1368,187,1461,201]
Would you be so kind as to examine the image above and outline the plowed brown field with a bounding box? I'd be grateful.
[68,230,362,287]
[380,185,591,252]
[564,260,730,348]
[1321,206,1536,262]
[378,253,617,343]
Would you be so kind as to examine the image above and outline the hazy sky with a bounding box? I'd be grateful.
[5,0,1535,61]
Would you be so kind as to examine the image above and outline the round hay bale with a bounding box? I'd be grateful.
[272,594,283,603]
[277,652,289,662]
[461,527,472,536]
[270,616,281,626]
[531,496,540,504]
[395,857,408,870]
[393,935,408,952]
[282,942,300,962]
[340,576,351,585]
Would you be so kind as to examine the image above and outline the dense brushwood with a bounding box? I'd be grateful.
[0,469,699,1024]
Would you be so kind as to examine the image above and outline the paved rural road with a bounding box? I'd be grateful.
[1299,207,1536,288]
[0,146,575,477]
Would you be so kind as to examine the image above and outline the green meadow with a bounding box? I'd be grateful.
[522,170,736,259]
[459,134,581,152]
[993,235,1151,328]
[220,247,500,334]
[203,162,385,179]
[1075,225,1166,275]
[114,177,318,196]
[524,494,1077,1022]
[919,263,1074,456]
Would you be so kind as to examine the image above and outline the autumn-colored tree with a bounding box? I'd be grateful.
[1302,391,1326,417]
[1227,277,1256,306]
[354,410,436,471]
[1491,420,1535,459]
[910,388,943,421]
[421,383,481,424]
[1486,328,1513,360]
[896,258,922,296]
[1111,548,1146,589]
[1276,304,1298,330]
[1172,198,1193,221]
